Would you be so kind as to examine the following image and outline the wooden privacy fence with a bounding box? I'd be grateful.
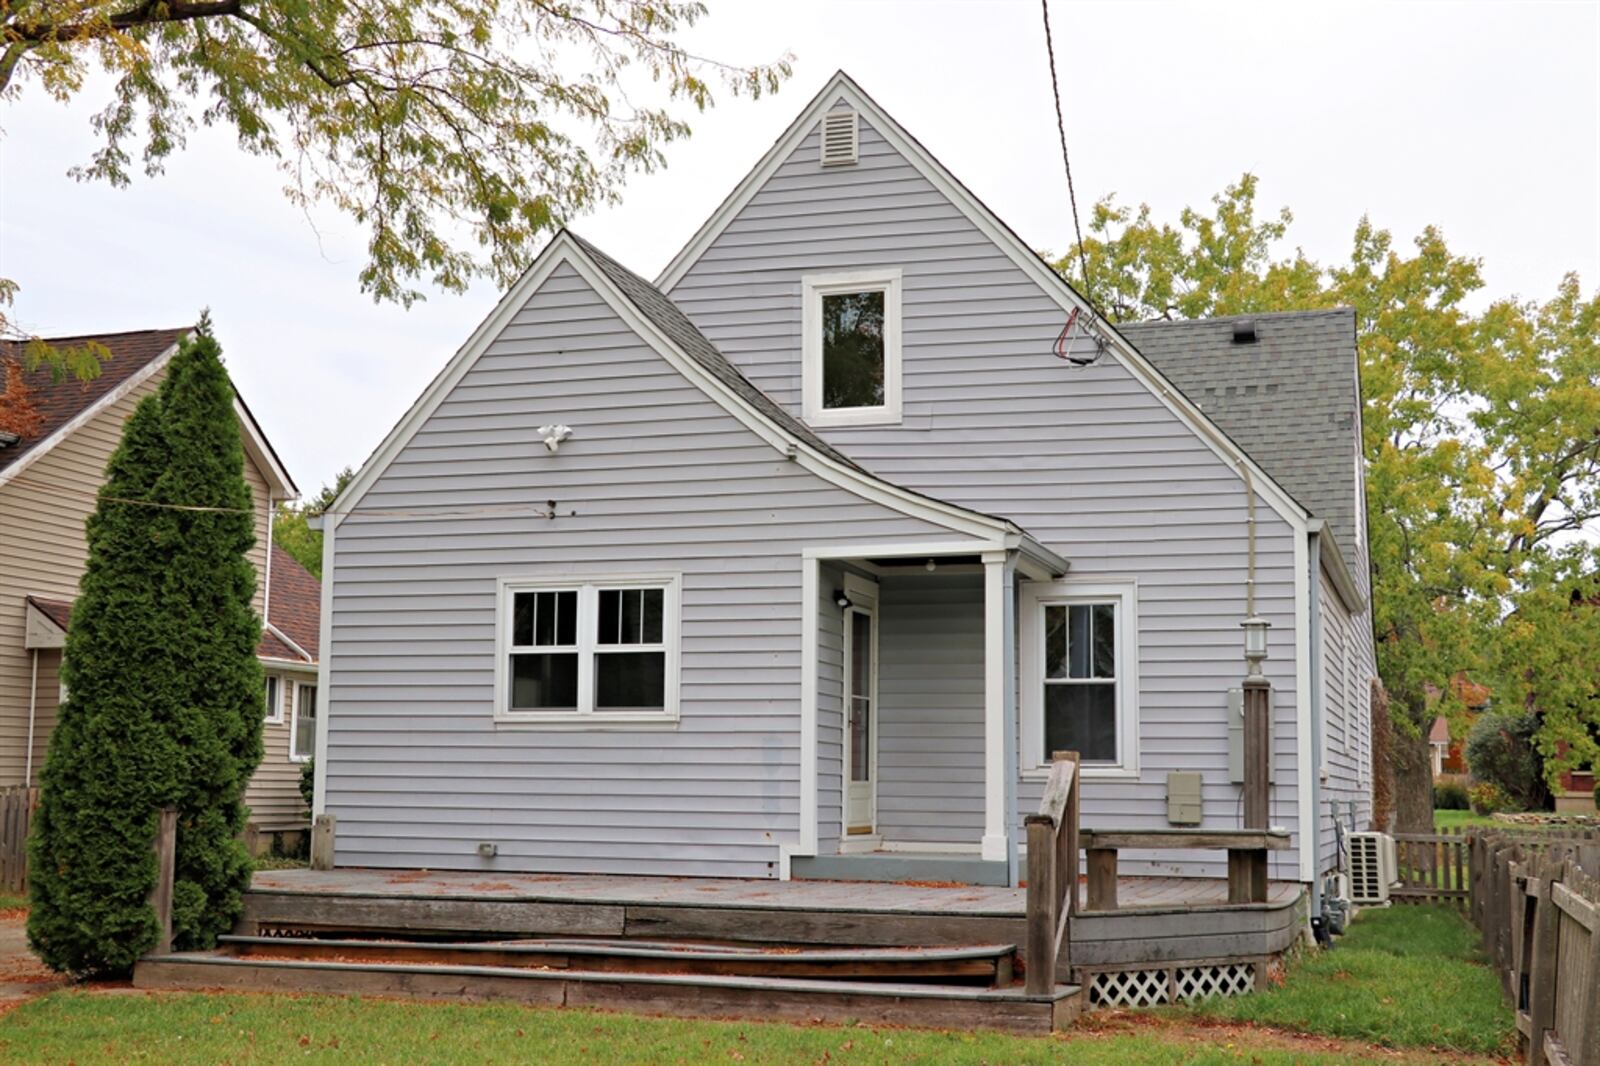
[1469,830,1600,1066]
[0,786,39,895]
[1391,828,1472,907]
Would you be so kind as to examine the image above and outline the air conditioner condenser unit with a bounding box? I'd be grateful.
[1347,832,1399,905]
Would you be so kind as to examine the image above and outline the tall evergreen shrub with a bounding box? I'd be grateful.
[28,323,263,976]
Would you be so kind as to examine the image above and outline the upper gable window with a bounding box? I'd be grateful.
[802,269,902,427]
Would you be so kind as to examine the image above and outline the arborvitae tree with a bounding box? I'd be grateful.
[28,321,263,975]
[153,325,262,948]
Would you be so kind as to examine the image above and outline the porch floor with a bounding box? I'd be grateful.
[251,867,1301,915]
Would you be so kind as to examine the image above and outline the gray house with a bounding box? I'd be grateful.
[312,73,1375,892]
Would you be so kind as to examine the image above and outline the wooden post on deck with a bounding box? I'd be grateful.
[147,807,178,956]
[1239,676,1271,902]
[310,814,336,871]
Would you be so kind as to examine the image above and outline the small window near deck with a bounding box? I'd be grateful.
[802,270,901,426]
[1021,580,1138,775]
[1042,603,1118,763]
[264,675,282,723]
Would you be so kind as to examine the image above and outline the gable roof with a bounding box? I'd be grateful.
[652,70,1308,531]
[0,328,188,476]
[22,547,320,664]
[330,230,1068,575]
[266,544,321,661]
[1120,309,1363,579]
[565,232,864,475]
[0,328,298,498]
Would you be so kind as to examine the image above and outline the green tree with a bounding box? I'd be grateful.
[1,1,790,371]
[1054,176,1600,829]
[28,320,264,975]
[272,466,353,578]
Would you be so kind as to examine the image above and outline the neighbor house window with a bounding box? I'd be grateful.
[1020,580,1139,774]
[802,269,902,426]
[264,676,283,723]
[497,575,680,725]
[291,683,317,761]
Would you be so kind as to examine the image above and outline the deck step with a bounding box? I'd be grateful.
[220,934,1016,985]
[135,952,1080,1034]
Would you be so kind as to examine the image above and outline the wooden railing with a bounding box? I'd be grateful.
[1077,828,1290,909]
[1469,830,1600,1066]
[0,786,39,896]
[1023,751,1079,995]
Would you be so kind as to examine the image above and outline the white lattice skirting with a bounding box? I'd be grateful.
[1088,962,1256,1009]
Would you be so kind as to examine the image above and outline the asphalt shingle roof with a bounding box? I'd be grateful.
[0,328,190,474]
[564,232,868,475]
[1119,308,1364,580]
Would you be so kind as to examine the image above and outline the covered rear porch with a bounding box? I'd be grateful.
[796,539,1066,885]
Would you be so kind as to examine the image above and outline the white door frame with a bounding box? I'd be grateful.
[840,573,879,850]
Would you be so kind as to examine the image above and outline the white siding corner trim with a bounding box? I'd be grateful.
[1018,577,1141,779]
[801,268,903,428]
[310,518,334,816]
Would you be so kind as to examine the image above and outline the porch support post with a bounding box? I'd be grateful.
[981,550,1017,875]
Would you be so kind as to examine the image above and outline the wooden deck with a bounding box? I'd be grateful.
[129,867,1308,1033]
[250,867,1299,915]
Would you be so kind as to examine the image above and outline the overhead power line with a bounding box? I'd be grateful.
[1041,0,1092,294]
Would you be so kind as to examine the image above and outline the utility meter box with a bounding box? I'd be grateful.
[1167,771,1203,825]
[1227,687,1276,783]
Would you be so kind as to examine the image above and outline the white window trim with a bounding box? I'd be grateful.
[801,268,903,427]
[289,681,317,762]
[493,573,682,728]
[1019,578,1140,779]
[264,675,284,724]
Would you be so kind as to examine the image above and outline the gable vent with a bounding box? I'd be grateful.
[819,109,859,167]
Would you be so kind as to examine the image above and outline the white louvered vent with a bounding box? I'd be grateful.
[819,109,859,167]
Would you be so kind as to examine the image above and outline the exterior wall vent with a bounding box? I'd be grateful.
[820,109,859,168]
[1232,319,1258,344]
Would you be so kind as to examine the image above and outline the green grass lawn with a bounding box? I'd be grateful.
[1434,809,1504,830]
[1182,904,1513,1056]
[0,989,1501,1065]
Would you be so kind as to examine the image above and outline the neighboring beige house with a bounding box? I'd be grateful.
[0,328,317,829]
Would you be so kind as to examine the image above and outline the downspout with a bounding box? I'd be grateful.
[25,649,38,786]
[1308,530,1326,922]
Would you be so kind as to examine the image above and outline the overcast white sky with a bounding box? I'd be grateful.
[2,0,1596,495]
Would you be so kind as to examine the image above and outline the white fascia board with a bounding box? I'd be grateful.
[232,392,298,499]
[654,71,1309,534]
[0,340,180,490]
[329,231,1015,544]
[1310,520,1367,615]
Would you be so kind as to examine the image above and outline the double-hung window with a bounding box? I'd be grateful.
[1020,579,1139,775]
[802,269,902,426]
[497,575,680,725]
[291,683,317,761]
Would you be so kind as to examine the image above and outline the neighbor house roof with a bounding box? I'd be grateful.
[0,328,190,476]
[0,327,298,497]
[264,544,320,661]
[22,546,320,665]
[24,595,72,631]
[1429,716,1451,745]
[1120,309,1363,578]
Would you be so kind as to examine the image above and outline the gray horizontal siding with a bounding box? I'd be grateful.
[670,103,1306,879]
[326,261,971,878]
[1320,569,1373,869]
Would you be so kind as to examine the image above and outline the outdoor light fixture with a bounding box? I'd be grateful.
[925,559,938,572]
[834,589,853,609]
[537,424,573,453]
[1241,615,1271,676]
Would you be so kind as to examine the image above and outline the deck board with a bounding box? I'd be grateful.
[251,868,1299,915]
